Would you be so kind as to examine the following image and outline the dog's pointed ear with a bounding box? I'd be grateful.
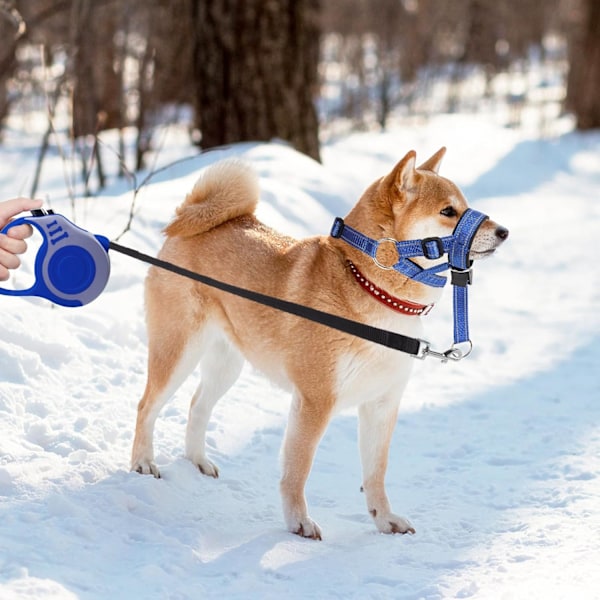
[417,147,446,173]
[385,150,417,194]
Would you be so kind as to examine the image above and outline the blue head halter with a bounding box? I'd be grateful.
[331,208,489,360]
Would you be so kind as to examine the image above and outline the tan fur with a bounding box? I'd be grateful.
[163,159,259,237]
[131,150,508,539]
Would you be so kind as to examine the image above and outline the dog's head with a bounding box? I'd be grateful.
[376,148,509,262]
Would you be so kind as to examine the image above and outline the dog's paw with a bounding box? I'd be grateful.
[290,517,323,541]
[186,452,220,478]
[373,512,415,535]
[194,458,219,478]
[131,460,161,479]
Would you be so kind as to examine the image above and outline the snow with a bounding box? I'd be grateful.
[1,110,600,600]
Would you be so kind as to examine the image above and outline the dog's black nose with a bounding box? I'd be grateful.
[496,226,509,240]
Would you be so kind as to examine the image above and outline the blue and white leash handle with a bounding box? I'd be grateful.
[0,210,110,307]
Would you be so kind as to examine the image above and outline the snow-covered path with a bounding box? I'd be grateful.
[1,115,599,599]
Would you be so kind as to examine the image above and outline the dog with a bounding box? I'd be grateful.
[131,148,508,539]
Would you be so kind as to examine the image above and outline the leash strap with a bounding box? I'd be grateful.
[1,209,486,362]
[108,241,424,356]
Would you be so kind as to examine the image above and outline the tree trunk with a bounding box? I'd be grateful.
[566,0,600,130]
[70,0,122,138]
[191,0,321,162]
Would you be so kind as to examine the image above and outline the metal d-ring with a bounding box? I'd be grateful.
[373,238,400,270]
[445,340,473,361]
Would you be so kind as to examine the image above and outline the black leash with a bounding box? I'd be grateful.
[108,241,424,357]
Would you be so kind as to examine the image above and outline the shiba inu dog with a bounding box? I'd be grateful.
[131,148,508,539]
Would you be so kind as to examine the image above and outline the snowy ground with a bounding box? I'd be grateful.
[1,110,599,599]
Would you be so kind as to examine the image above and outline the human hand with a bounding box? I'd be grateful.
[0,197,44,281]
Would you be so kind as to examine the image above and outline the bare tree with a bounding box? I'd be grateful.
[131,0,194,170]
[0,0,580,178]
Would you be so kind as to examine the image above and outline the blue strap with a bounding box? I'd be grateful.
[453,286,469,343]
[330,218,453,288]
[448,210,488,344]
[449,210,488,270]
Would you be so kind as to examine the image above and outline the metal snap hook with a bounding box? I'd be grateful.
[415,339,473,362]
[445,341,473,361]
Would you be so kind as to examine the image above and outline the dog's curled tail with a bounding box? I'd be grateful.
[164,159,259,237]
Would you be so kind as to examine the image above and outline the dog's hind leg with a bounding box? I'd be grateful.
[131,320,205,479]
[358,395,415,535]
[185,332,244,477]
[280,392,332,540]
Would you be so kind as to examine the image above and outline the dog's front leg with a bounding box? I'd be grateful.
[358,396,415,535]
[280,392,331,540]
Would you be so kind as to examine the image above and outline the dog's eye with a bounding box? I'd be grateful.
[440,206,457,218]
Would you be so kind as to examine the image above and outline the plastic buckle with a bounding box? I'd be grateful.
[451,268,473,287]
[420,237,445,260]
[330,217,345,238]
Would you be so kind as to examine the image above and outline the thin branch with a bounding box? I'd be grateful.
[31,47,74,204]
[112,153,200,242]
[108,140,234,242]
[0,1,26,40]
[83,112,108,196]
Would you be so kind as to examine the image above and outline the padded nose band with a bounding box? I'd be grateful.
[448,209,489,271]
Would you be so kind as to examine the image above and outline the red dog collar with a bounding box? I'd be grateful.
[348,262,433,316]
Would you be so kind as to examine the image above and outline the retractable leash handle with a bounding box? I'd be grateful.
[0,210,111,307]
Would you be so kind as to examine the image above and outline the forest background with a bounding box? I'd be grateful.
[0,0,599,198]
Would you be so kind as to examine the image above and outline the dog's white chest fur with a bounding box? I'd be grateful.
[333,313,422,412]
